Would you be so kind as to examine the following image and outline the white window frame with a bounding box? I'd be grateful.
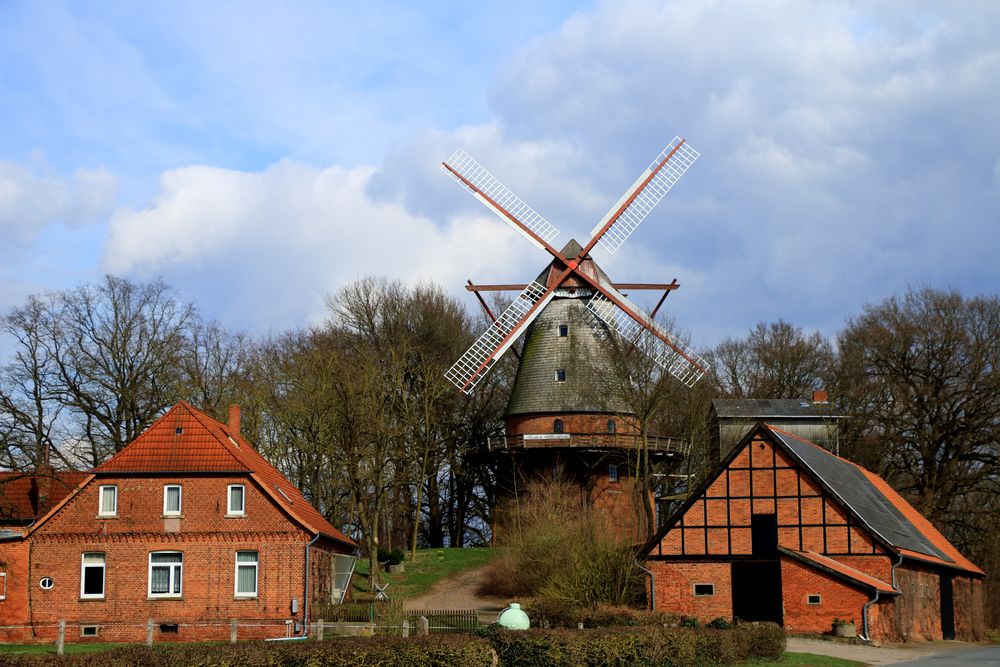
[148,551,183,598]
[227,484,245,516]
[0,570,6,600]
[163,484,182,516]
[234,551,258,598]
[80,552,105,599]
[98,485,117,516]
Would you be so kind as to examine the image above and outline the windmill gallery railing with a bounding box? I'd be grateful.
[486,432,689,456]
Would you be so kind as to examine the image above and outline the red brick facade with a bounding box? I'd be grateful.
[0,403,356,644]
[643,424,985,643]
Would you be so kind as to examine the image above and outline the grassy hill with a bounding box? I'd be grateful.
[352,547,500,599]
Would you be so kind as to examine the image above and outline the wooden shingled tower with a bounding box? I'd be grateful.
[439,139,708,538]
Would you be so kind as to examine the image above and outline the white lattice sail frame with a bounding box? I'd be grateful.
[446,281,554,393]
[586,292,709,387]
[591,137,699,254]
[442,149,560,250]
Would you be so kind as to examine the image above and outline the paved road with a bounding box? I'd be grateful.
[891,645,1000,665]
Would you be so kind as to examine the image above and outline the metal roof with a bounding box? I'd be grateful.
[713,398,845,419]
[771,428,950,561]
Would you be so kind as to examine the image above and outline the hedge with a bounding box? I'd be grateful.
[478,622,785,667]
[0,635,495,667]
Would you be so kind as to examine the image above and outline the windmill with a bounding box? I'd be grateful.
[440,137,708,538]
[442,137,708,394]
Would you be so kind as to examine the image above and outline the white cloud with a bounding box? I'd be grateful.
[103,159,545,332]
[0,160,116,248]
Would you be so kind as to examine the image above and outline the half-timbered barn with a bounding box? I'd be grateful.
[642,423,985,642]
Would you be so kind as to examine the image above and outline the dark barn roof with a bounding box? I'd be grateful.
[713,398,844,419]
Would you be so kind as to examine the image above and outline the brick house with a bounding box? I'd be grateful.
[642,423,985,642]
[0,402,356,643]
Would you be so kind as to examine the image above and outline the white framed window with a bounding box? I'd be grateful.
[0,569,6,600]
[148,551,183,597]
[163,485,182,516]
[608,464,619,483]
[98,485,117,516]
[228,484,245,515]
[80,553,105,599]
[39,577,53,590]
[80,625,100,637]
[807,594,822,605]
[235,551,258,597]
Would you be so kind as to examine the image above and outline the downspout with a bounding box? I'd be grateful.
[635,559,655,610]
[891,552,903,590]
[859,590,880,642]
[302,533,321,636]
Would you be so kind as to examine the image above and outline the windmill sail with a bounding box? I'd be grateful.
[586,291,709,387]
[442,149,560,250]
[446,281,555,393]
[590,137,699,254]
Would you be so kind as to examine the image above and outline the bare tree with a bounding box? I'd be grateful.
[834,288,1000,541]
[710,320,834,399]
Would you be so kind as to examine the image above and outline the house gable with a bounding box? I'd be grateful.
[649,425,884,561]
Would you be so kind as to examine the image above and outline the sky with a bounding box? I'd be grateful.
[1,0,998,352]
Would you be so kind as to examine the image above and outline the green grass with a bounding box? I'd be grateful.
[353,547,501,599]
[748,652,867,667]
[0,642,130,656]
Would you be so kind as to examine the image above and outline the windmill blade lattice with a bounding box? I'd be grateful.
[586,291,708,387]
[442,149,560,251]
[590,137,699,254]
[446,281,555,393]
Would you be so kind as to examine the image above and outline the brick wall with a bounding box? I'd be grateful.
[0,539,32,642]
[16,473,344,643]
[647,560,732,621]
[780,556,871,635]
[952,575,986,641]
[505,413,636,436]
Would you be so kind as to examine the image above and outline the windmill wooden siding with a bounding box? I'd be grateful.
[643,423,985,642]
[0,403,356,644]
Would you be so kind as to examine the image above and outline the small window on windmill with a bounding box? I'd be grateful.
[608,464,619,483]
[553,419,564,434]
[607,420,616,434]
[554,369,566,382]
[558,324,568,337]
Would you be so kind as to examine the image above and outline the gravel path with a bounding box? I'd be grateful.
[402,563,512,611]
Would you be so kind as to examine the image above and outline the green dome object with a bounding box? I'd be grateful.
[497,602,530,630]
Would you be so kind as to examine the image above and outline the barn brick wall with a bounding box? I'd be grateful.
[16,474,341,642]
[647,560,732,621]
[952,575,986,641]
[874,563,941,641]
[780,556,871,635]
[0,539,32,642]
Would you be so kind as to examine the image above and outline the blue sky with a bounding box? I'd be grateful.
[1,0,998,350]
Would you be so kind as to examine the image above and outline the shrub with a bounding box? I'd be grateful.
[0,635,495,667]
[707,616,732,629]
[679,615,700,628]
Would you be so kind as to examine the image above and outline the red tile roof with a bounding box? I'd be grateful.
[0,470,90,522]
[780,547,897,594]
[93,402,355,548]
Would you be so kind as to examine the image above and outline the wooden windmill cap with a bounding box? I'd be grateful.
[533,239,614,292]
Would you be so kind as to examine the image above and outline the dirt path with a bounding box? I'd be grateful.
[786,637,979,665]
[402,563,512,611]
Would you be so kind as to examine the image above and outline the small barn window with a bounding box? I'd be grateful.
[807,594,821,605]
[693,583,715,596]
[558,325,568,337]
[608,464,619,483]
[39,577,53,590]
[159,623,179,634]
[80,625,100,637]
[607,419,616,434]
[553,419,564,434]
[554,369,566,382]
[0,569,6,599]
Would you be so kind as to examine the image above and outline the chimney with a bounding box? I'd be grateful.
[228,404,241,437]
[812,389,829,404]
